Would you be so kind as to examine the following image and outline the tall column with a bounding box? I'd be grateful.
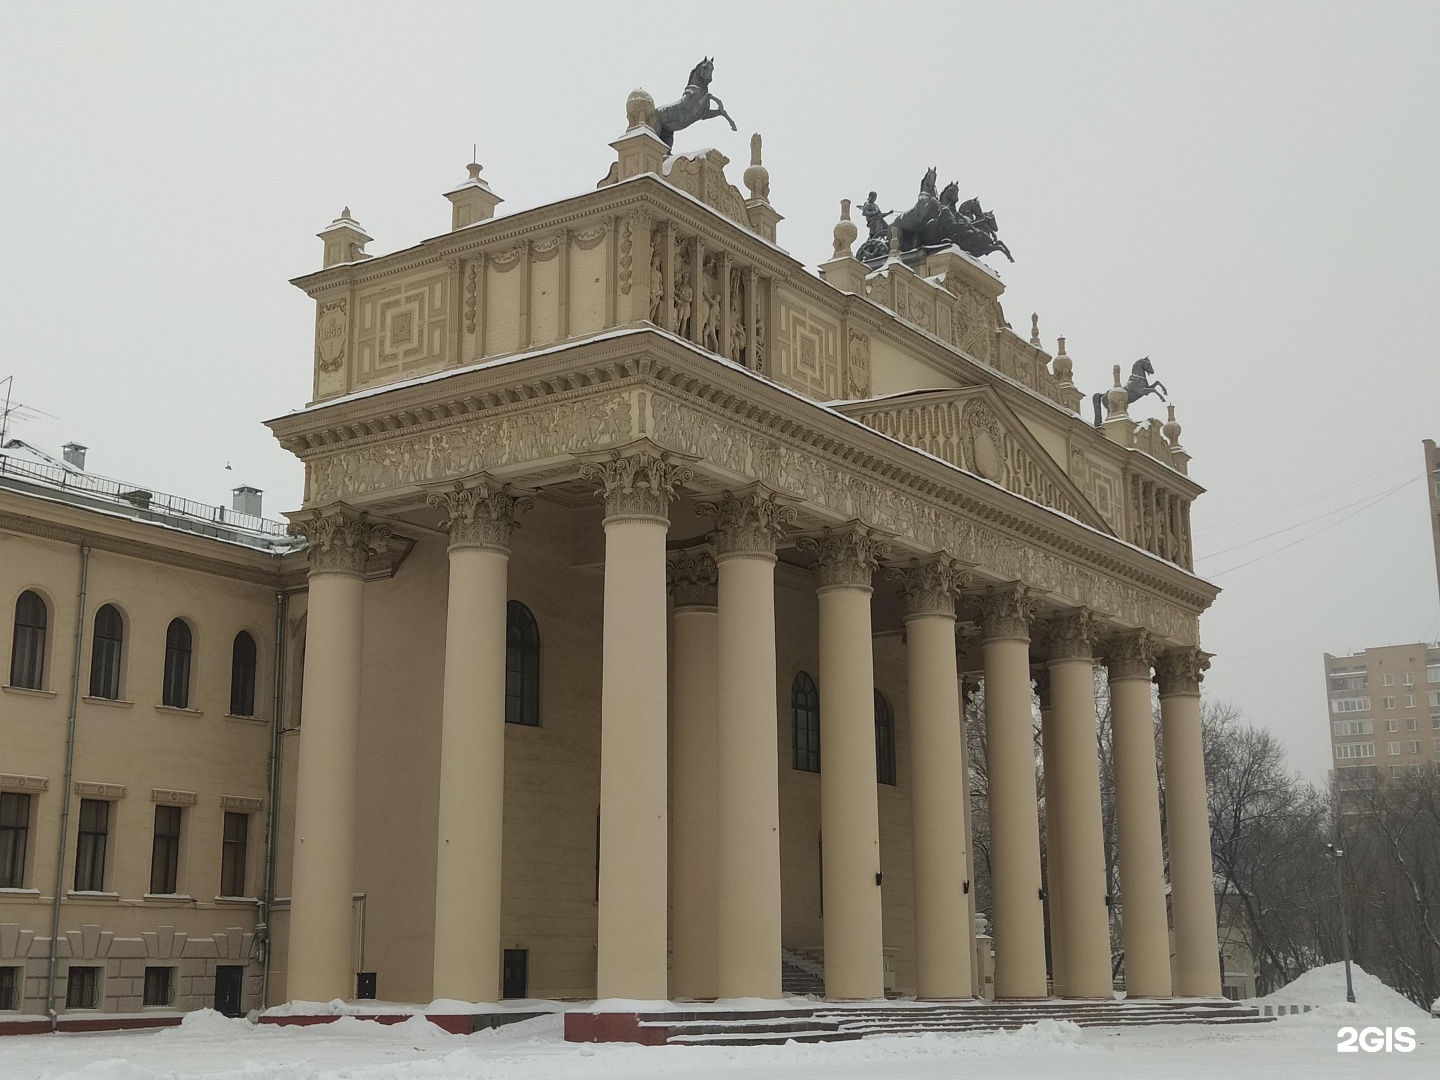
[1044,610,1114,999]
[284,505,390,1003]
[1036,670,1064,996]
[667,549,720,1000]
[975,584,1048,999]
[959,675,980,996]
[427,479,532,1003]
[1157,647,1222,997]
[798,525,888,999]
[1104,630,1172,998]
[700,489,795,999]
[581,448,690,999]
[889,556,973,999]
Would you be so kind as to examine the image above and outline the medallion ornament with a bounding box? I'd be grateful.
[1104,628,1159,680]
[1153,647,1211,697]
[796,524,892,589]
[315,300,348,372]
[667,547,718,609]
[885,555,973,618]
[425,476,534,552]
[580,448,692,523]
[975,583,1039,641]
[696,486,796,557]
[287,504,392,576]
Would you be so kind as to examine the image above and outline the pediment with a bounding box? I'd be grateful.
[837,387,1114,534]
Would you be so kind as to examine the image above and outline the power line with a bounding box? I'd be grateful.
[1193,457,1416,537]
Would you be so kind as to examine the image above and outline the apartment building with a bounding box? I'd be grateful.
[1324,643,1440,804]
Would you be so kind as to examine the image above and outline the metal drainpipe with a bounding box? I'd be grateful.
[258,589,288,1008]
[45,544,90,1029]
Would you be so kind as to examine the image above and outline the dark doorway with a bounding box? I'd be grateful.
[502,949,528,999]
[214,965,244,1017]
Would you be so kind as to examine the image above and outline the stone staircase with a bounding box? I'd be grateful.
[780,948,825,997]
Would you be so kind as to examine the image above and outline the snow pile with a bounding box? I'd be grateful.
[955,1018,1086,1053]
[1258,962,1431,1023]
[324,1014,452,1039]
[163,1009,251,1036]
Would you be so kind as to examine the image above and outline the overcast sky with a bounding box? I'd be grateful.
[3,2,1437,781]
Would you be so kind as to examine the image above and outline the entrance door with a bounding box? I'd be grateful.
[502,949,528,999]
[214,966,244,1017]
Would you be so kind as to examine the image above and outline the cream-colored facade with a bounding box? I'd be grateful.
[3,107,1226,1018]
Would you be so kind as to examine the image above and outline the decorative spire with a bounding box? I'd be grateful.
[1030,313,1041,346]
[444,151,503,230]
[1162,403,1183,449]
[317,208,372,269]
[1051,335,1073,384]
[832,198,858,258]
[743,132,770,202]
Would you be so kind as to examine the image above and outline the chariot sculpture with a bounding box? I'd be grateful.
[856,168,1013,264]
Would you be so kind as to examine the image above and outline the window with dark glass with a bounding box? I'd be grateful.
[9,590,46,690]
[791,671,821,772]
[143,966,173,1007]
[505,601,540,727]
[73,799,109,892]
[1,792,32,889]
[89,605,124,700]
[150,804,182,895]
[65,966,100,1009]
[229,631,257,717]
[874,690,897,785]
[162,619,192,709]
[220,812,248,897]
[0,966,18,1010]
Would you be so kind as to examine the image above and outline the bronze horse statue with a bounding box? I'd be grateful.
[1092,357,1168,428]
[654,57,738,149]
[889,167,941,252]
[921,181,1014,262]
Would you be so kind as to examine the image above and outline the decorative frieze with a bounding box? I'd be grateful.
[797,524,891,589]
[696,486,796,557]
[1154,647,1211,697]
[667,548,718,609]
[151,788,197,806]
[74,781,125,799]
[425,476,534,552]
[287,504,393,576]
[1043,607,1103,661]
[0,774,48,793]
[885,555,973,618]
[1104,628,1159,680]
[220,795,264,812]
[579,448,691,523]
[975,584,1038,641]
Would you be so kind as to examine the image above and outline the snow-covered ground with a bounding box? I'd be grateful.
[1,965,1434,1080]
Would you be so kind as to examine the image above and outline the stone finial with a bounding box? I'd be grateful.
[1162,403,1183,448]
[832,198,858,258]
[1105,364,1130,419]
[743,133,770,201]
[317,208,373,269]
[626,89,657,132]
[1052,336,1073,384]
[1030,313,1041,346]
[444,153,503,231]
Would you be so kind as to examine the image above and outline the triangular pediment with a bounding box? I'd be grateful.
[837,387,1114,533]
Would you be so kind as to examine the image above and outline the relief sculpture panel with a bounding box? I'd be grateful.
[773,294,841,400]
[355,271,452,386]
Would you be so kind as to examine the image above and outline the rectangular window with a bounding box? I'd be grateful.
[0,792,31,889]
[1434,737,1440,753]
[1383,696,1397,709]
[1334,742,1375,759]
[1331,697,1370,714]
[74,800,109,892]
[149,805,182,895]
[220,813,248,898]
[1386,719,1399,732]
[1405,740,1420,755]
[1404,694,1416,708]
[65,966,100,1009]
[1383,673,1395,686]
[1405,717,1418,730]
[1388,741,1401,756]
[1329,674,1366,692]
[1402,673,1414,687]
[1431,691,1440,707]
[1433,714,1440,729]
[142,966,172,1007]
[0,966,18,1010]
[1427,664,1440,684]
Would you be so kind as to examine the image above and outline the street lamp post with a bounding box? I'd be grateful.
[1324,842,1356,1004]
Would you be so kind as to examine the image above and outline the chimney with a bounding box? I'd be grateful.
[232,485,263,517]
[62,442,88,470]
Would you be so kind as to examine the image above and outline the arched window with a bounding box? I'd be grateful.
[9,591,47,690]
[505,601,540,726]
[89,605,124,700]
[791,671,820,772]
[230,631,257,717]
[874,690,896,785]
[162,619,193,709]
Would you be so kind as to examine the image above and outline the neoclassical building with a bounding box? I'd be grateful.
[2,95,1221,1022]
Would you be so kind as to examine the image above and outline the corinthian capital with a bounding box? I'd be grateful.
[796,523,892,589]
[696,486,797,557]
[975,583,1038,641]
[885,555,973,618]
[1043,608,1104,661]
[579,448,692,523]
[1154,647,1211,697]
[667,547,718,608]
[426,476,534,552]
[1104,628,1159,680]
[287,503,392,577]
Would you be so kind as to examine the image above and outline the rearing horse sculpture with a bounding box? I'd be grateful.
[654,57,738,149]
[1092,357,1168,428]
